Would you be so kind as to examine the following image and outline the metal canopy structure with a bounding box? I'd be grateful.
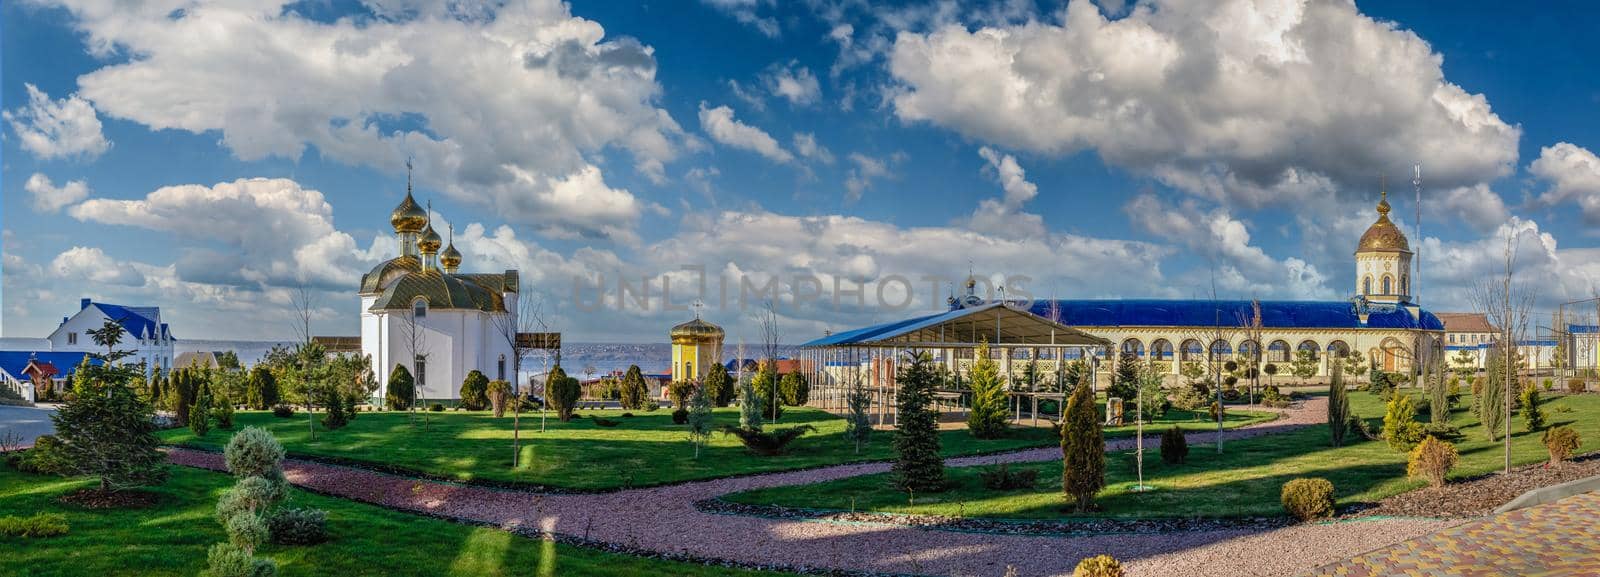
[797,303,1109,428]
[800,302,1108,349]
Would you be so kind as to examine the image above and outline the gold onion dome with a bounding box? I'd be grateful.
[418,223,443,254]
[391,192,428,234]
[1357,190,1410,253]
[670,318,724,339]
[440,242,462,269]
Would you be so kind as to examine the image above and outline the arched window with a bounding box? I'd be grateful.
[1151,339,1174,361]
[412,298,427,319]
[497,354,506,381]
[1120,338,1145,359]
[1237,340,1260,361]
[684,361,693,378]
[1401,274,1409,295]
[1328,341,1351,358]
[1180,339,1204,361]
[1381,276,1392,294]
[1268,340,1291,362]
[1363,276,1372,295]
[1209,339,1232,361]
[1297,340,1320,360]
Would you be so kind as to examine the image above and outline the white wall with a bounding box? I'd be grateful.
[46,304,172,376]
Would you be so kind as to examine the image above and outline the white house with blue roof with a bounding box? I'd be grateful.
[47,298,174,377]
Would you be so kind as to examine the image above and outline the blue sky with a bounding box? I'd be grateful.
[4,0,1600,342]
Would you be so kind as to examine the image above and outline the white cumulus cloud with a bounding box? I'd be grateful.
[24,173,92,213]
[698,102,794,163]
[888,0,1520,206]
[1530,142,1600,224]
[4,84,111,160]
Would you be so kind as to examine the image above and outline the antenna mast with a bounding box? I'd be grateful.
[1413,163,1422,303]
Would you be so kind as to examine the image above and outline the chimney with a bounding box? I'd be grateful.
[81,298,92,310]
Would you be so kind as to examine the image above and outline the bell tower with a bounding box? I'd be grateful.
[1354,187,1413,304]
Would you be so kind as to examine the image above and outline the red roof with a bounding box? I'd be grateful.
[22,360,59,378]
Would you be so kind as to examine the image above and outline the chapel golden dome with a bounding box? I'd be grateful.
[1356,189,1410,253]
[418,223,443,254]
[391,191,428,234]
[670,318,724,340]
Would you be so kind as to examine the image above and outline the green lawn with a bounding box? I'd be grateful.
[723,392,1600,520]
[159,405,1274,491]
[0,464,787,577]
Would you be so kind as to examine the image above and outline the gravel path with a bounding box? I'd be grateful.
[169,398,1458,577]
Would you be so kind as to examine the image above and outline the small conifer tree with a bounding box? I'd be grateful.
[386,365,415,411]
[892,352,944,492]
[966,340,1011,439]
[1062,380,1105,512]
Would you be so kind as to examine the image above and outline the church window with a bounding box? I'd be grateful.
[497,355,506,381]
[1362,277,1372,295]
[1381,276,1392,294]
[684,361,693,377]
[1401,275,1409,294]
[414,357,426,391]
[412,298,427,319]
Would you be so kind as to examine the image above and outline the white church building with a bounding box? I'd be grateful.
[360,179,519,402]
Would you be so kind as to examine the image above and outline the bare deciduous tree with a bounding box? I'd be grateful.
[757,300,783,421]
[490,292,553,468]
[1468,230,1537,474]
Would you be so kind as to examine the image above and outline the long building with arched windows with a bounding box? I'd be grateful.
[799,189,1444,395]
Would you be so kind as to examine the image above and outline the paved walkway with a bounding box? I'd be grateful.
[0,404,55,448]
[1303,491,1600,577]
[167,399,1458,577]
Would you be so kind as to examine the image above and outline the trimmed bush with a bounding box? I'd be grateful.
[1160,426,1188,464]
[224,427,286,482]
[705,362,734,407]
[386,364,415,411]
[1072,555,1124,577]
[13,435,69,475]
[203,542,276,577]
[1569,378,1587,394]
[546,366,580,422]
[1382,394,1424,452]
[458,370,489,411]
[1521,386,1545,432]
[0,513,69,538]
[979,463,1038,490]
[486,379,512,418]
[428,403,445,412]
[619,365,653,411]
[671,408,689,424]
[1406,436,1458,489]
[1280,478,1335,521]
[719,424,815,456]
[191,386,213,438]
[267,507,329,545]
[666,380,694,409]
[1544,426,1581,465]
[270,405,294,418]
[779,371,810,406]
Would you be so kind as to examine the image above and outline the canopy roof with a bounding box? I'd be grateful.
[802,302,1109,348]
[1025,299,1444,331]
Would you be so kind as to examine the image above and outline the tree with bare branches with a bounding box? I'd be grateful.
[756,300,783,422]
[1468,230,1538,474]
[490,293,553,468]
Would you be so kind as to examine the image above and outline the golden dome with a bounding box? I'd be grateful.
[670,318,724,340]
[417,223,442,254]
[391,191,427,234]
[1357,190,1411,253]
[440,242,462,270]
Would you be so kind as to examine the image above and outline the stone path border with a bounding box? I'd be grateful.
[167,398,1459,577]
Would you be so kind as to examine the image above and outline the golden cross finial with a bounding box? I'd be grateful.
[406,157,414,194]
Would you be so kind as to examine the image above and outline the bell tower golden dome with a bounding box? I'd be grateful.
[1354,186,1413,304]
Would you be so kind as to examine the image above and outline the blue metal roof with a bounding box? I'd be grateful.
[1025,299,1444,331]
[0,351,100,380]
[91,302,169,340]
[800,309,952,347]
[1570,325,1599,334]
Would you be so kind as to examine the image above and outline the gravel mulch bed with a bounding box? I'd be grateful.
[58,487,162,509]
[696,498,1296,536]
[1356,452,1600,519]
